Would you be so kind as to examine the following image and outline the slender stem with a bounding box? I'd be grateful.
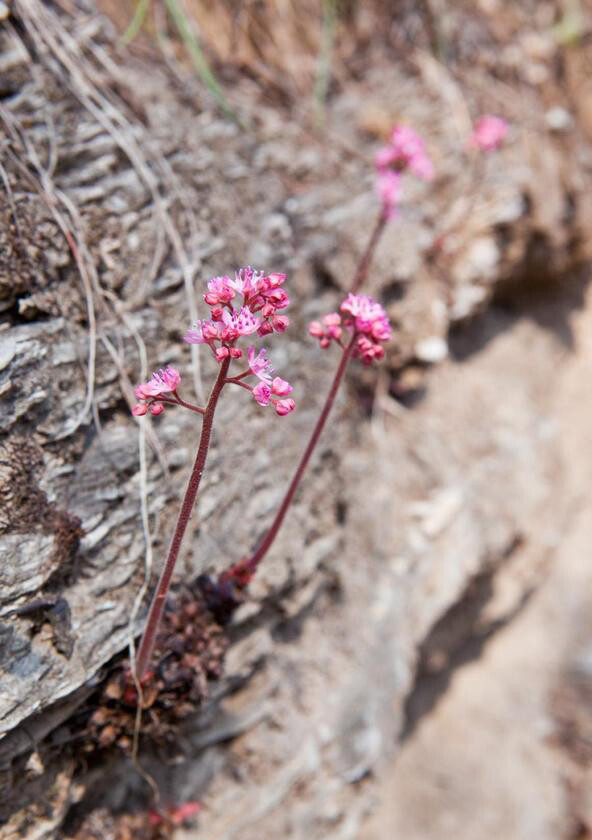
[135,358,231,680]
[172,391,206,415]
[350,211,387,294]
[224,377,253,392]
[234,210,387,576]
[153,394,205,415]
[247,334,357,570]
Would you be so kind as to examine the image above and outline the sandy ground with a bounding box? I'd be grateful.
[359,282,592,840]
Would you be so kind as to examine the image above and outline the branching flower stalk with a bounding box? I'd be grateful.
[133,268,295,680]
[215,126,436,589]
[220,294,393,589]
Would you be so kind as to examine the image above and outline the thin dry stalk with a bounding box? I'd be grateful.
[17,0,205,400]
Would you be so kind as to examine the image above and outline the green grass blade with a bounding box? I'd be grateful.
[164,0,237,121]
[122,0,152,45]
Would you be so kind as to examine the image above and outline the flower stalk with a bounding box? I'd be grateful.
[135,357,230,680]
[248,332,357,572]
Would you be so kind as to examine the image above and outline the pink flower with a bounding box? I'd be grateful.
[149,402,164,415]
[184,320,221,344]
[252,381,272,406]
[374,145,397,171]
[375,125,434,182]
[339,293,392,363]
[265,272,287,288]
[275,398,295,416]
[132,403,147,416]
[221,306,261,338]
[272,314,289,332]
[271,376,293,396]
[248,346,274,382]
[341,294,392,339]
[136,366,181,398]
[322,313,342,339]
[309,312,345,349]
[391,125,434,181]
[355,334,385,365]
[204,275,235,305]
[469,115,508,151]
[229,266,265,297]
[263,289,290,309]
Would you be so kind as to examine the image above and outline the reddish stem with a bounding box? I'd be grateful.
[247,333,357,571]
[153,394,205,415]
[224,377,253,393]
[350,211,387,294]
[235,211,388,578]
[135,357,231,680]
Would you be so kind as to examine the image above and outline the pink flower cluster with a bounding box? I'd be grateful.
[248,346,295,416]
[184,267,289,359]
[469,115,508,151]
[374,125,434,218]
[132,267,296,419]
[309,293,392,365]
[132,366,181,416]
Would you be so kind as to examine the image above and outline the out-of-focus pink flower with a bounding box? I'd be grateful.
[275,398,296,416]
[149,402,165,415]
[374,145,397,170]
[322,312,342,340]
[309,312,344,349]
[341,293,392,341]
[376,171,402,219]
[248,346,274,382]
[132,403,147,416]
[469,115,508,151]
[252,381,272,406]
[390,125,434,181]
[338,293,392,364]
[355,334,386,365]
[376,125,434,181]
[310,295,391,363]
[271,376,293,396]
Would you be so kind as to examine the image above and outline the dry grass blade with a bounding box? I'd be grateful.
[16,0,205,401]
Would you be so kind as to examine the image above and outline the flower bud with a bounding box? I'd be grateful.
[271,376,293,396]
[272,315,289,332]
[275,398,296,416]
